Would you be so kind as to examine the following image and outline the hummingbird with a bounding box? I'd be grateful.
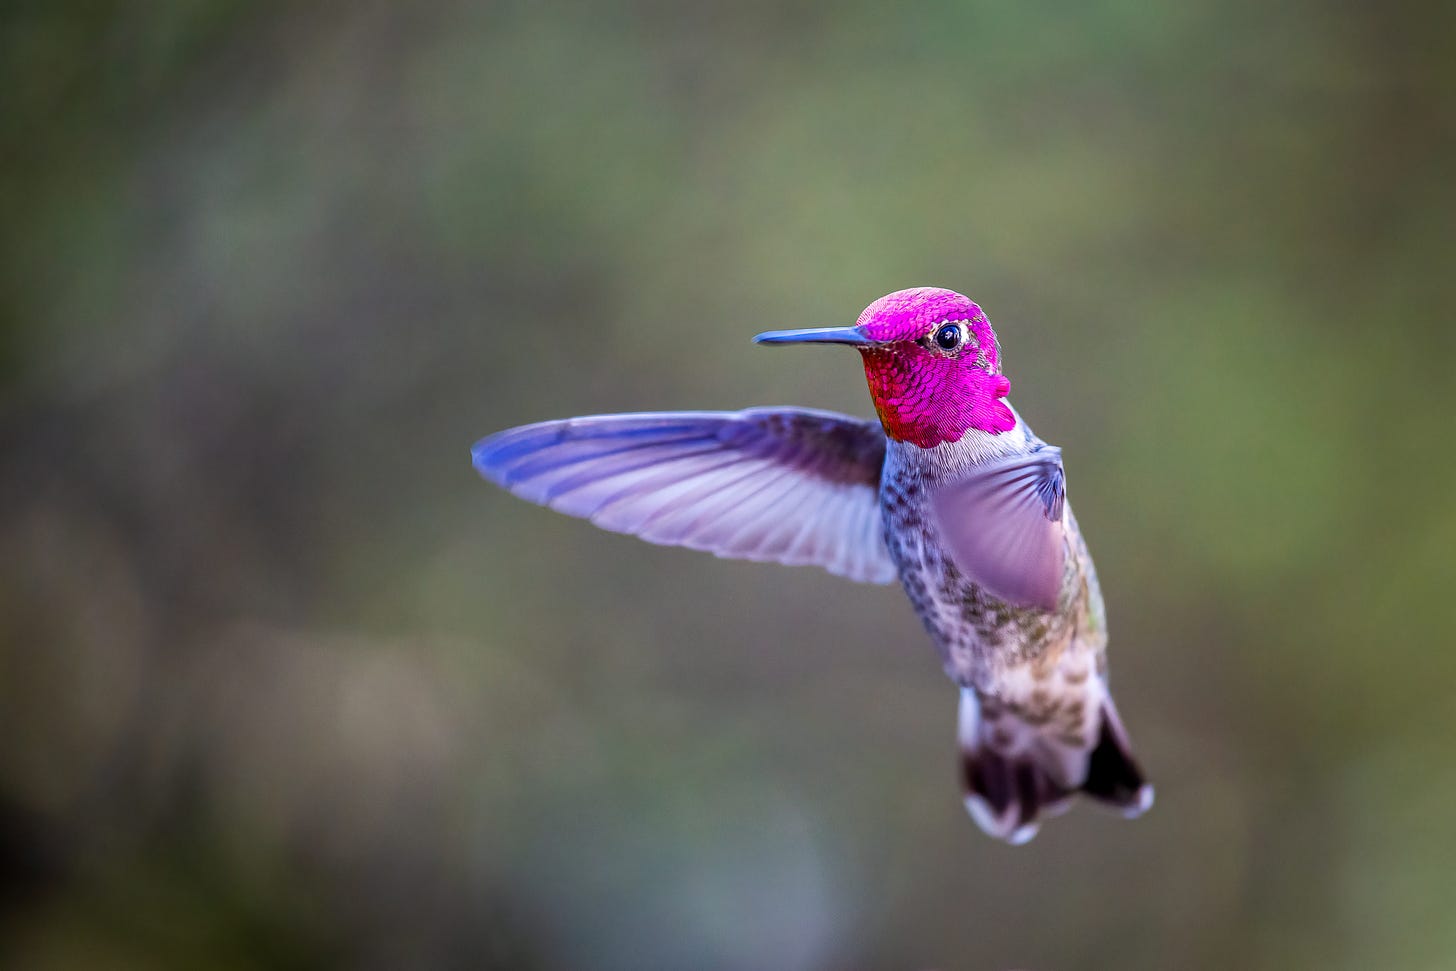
[472,287,1151,843]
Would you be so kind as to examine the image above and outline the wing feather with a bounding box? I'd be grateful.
[473,408,895,583]
[929,447,1069,611]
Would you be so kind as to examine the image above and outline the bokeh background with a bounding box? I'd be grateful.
[3,2,1454,969]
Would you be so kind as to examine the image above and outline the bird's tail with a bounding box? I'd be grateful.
[957,684,1153,844]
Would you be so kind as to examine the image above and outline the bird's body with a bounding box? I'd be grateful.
[878,409,1146,841]
[882,409,1101,699]
[473,287,1150,842]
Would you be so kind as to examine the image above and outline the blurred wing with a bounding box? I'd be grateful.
[472,408,896,583]
[929,447,1067,611]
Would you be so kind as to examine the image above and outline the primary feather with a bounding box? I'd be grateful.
[472,408,897,584]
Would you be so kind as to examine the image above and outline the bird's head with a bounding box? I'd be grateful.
[755,287,1015,448]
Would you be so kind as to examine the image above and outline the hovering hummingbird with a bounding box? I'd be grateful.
[472,287,1151,843]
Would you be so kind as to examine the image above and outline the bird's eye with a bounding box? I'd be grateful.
[934,323,964,351]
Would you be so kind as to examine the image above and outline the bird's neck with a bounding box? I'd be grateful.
[884,402,1034,482]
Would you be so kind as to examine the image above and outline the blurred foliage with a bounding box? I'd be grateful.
[1,1,1454,969]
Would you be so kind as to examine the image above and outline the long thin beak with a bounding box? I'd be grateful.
[752,326,876,347]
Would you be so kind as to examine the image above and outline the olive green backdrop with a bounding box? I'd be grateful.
[2,2,1453,969]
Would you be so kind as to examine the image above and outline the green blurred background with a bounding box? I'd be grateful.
[2,2,1453,969]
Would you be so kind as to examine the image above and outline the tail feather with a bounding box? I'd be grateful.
[1081,697,1155,815]
[958,687,1152,844]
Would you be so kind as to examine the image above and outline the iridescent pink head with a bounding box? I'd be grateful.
[755,287,1015,448]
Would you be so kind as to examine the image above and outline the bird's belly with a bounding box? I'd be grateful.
[883,494,1084,691]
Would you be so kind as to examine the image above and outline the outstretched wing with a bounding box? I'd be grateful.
[472,408,896,583]
[929,447,1068,611]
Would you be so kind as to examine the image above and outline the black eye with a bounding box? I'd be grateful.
[934,323,963,351]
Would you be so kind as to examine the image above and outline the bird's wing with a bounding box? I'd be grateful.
[928,447,1068,611]
[472,408,896,584]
